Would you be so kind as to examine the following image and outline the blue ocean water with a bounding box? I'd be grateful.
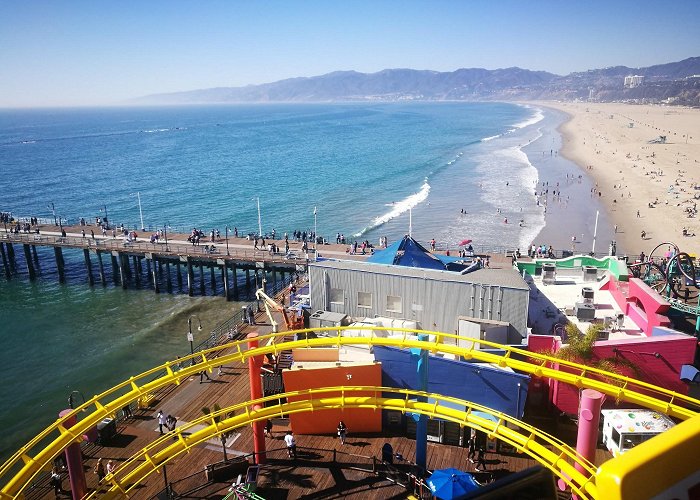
[0,102,550,459]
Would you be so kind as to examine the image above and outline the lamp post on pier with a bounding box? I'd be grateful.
[100,204,109,228]
[164,223,169,252]
[47,202,57,226]
[187,315,202,363]
[130,192,145,230]
[313,206,317,261]
[225,226,230,255]
[252,197,262,237]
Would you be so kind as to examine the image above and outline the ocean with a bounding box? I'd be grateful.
[0,101,612,460]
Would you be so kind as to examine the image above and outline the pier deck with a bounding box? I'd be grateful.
[23,289,610,500]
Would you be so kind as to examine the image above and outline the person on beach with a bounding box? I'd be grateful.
[337,421,347,445]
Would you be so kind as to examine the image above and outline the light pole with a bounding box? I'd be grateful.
[225,226,230,255]
[100,204,109,227]
[253,197,262,237]
[131,192,145,230]
[47,202,57,226]
[313,206,317,261]
[187,315,202,361]
[164,223,169,251]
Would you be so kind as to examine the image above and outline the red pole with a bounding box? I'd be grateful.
[58,409,87,499]
[247,333,266,464]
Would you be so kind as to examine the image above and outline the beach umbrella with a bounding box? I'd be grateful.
[458,239,472,246]
[427,468,480,499]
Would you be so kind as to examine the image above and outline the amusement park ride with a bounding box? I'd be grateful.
[628,242,700,331]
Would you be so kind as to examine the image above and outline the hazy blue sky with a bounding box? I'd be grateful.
[1,0,698,107]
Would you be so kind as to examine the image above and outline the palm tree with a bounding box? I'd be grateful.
[202,404,236,462]
[548,322,639,385]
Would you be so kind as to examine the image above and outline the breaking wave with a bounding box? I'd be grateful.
[353,178,430,237]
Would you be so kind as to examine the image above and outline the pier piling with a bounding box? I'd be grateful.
[96,251,106,286]
[83,249,94,286]
[54,247,65,283]
[166,262,173,293]
[1,243,11,279]
[23,244,36,281]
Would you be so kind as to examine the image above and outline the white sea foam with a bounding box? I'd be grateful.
[481,134,500,142]
[354,179,431,237]
[512,105,544,129]
[142,128,170,133]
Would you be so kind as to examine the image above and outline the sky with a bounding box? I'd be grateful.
[1,0,698,107]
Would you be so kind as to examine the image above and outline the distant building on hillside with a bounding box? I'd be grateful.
[624,75,645,88]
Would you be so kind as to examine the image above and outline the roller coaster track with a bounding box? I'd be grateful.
[2,327,700,499]
[84,387,599,499]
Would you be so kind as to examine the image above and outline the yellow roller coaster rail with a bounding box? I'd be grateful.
[2,327,699,499]
[84,387,598,499]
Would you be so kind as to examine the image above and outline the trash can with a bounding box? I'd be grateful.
[381,443,394,464]
[96,418,116,445]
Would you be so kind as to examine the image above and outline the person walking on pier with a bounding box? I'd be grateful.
[157,410,165,435]
[475,447,487,472]
[467,428,477,463]
[284,431,297,459]
[199,367,211,383]
[264,419,274,438]
[337,421,347,445]
[50,467,63,497]
[94,458,106,483]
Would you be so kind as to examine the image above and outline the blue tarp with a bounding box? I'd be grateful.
[368,236,447,270]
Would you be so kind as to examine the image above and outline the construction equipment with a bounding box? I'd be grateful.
[255,283,303,332]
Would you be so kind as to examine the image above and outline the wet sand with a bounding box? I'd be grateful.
[538,101,700,257]
[523,106,617,256]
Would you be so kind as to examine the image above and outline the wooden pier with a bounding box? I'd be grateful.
[0,224,369,300]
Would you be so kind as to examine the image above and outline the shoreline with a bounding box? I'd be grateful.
[522,106,618,256]
[537,101,700,257]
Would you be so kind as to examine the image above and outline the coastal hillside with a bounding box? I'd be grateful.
[138,57,700,106]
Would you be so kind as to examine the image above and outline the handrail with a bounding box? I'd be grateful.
[0,232,311,265]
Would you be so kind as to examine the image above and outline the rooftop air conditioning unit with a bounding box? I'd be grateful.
[542,263,557,284]
[616,313,625,329]
[574,302,596,321]
[583,266,598,282]
[582,287,594,304]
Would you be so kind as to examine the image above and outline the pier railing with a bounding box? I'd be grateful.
[190,273,301,356]
[0,231,311,264]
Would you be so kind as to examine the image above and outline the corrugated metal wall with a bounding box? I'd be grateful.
[309,265,528,337]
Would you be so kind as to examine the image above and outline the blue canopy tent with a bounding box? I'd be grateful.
[368,236,447,270]
[427,468,481,499]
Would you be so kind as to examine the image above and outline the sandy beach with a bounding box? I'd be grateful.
[539,101,700,257]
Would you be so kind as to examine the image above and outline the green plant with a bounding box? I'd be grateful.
[545,322,640,381]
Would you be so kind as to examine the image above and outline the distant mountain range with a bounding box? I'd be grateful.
[137,57,700,106]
